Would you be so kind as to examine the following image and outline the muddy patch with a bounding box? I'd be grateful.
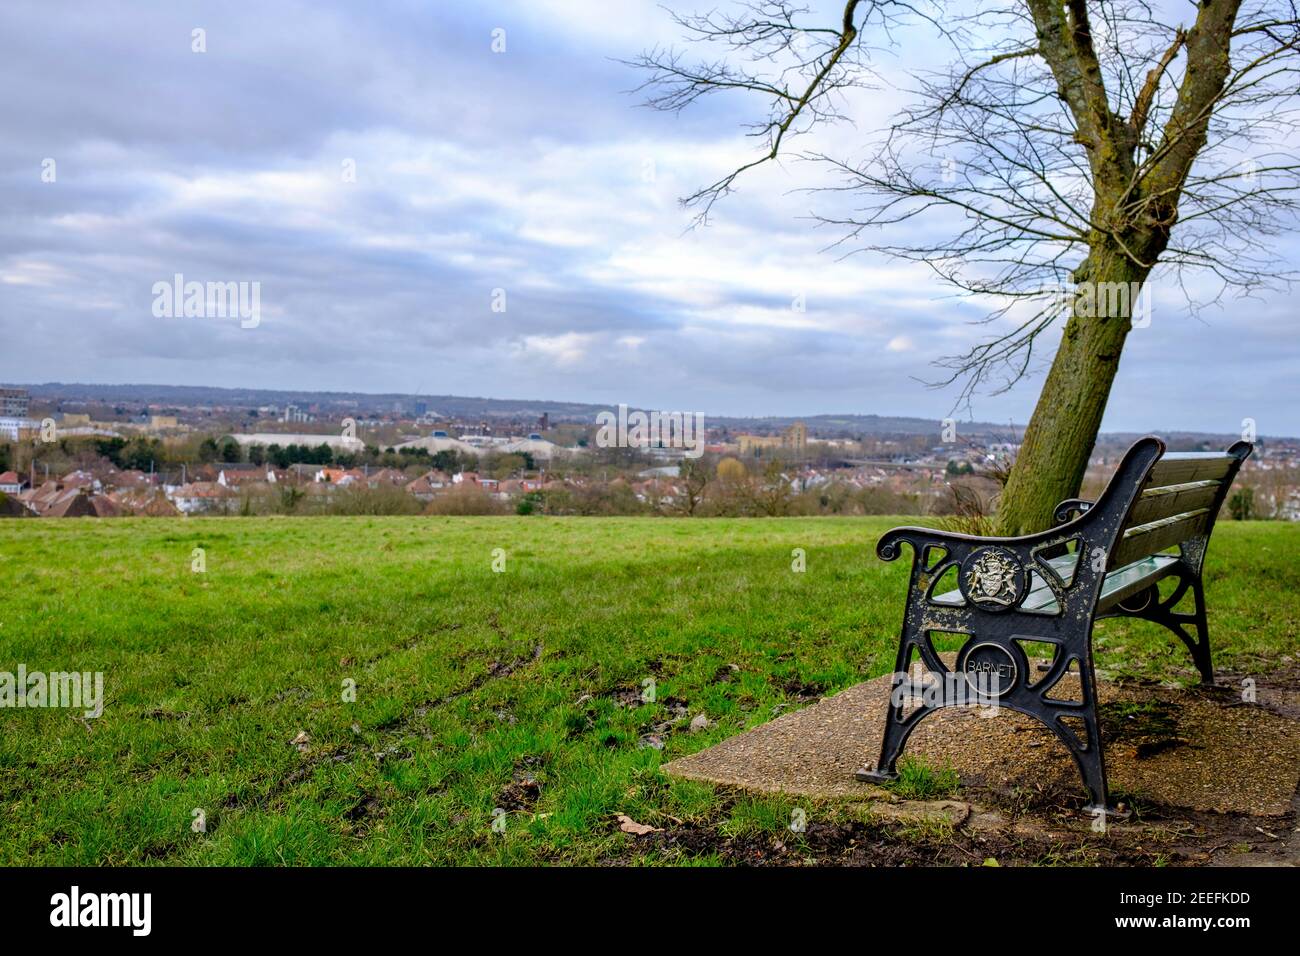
[621,781,1300,867]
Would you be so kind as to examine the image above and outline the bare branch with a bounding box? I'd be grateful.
[628,0,1300,399]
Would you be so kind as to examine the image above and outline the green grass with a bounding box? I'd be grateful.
[0,515,1294,865]
[889,757,961,801]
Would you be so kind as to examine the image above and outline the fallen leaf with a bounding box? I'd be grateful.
[616,814,660,835]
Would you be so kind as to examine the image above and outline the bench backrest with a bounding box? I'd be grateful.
[1107,442,1252,570]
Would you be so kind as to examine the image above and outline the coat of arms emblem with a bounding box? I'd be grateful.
[961,548,1024,610]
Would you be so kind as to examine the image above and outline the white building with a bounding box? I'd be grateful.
[217,467,277,487]
[226,433,364,453]
[166,482,235,514]
[394,430,480,457]
[501,434,562,461]
[0,417,40,441]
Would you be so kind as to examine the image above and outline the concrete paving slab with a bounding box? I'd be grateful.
[662,659,1300,816]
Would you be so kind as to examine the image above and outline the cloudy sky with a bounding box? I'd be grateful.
[1,0,1296,434]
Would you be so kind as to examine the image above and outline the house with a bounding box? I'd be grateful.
[217,465,277,488]
[18,480,99,516]
[0,493,36,518]
[168,482,236,514]
[337,467,408,488]
[110,487,180,516]
[404,470,451,502]
[0,471,27,495]
[45,489,122,518]
[60,470,101,492]
[315,467,347,484]
[365,468,409,487]
[138,493,182,517]
[496,478,544,498]
[632,478,682,505]
[111,469,156,489]
[18,480,64,514]
[89,495,124,518]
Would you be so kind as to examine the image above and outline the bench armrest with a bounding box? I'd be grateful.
[876,522,1097,615]
[876,525,1034,564]
[1053,498,1094,525]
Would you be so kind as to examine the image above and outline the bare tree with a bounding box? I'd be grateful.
[733,458,798,514]
[675,454,713,515]
[630,0,1300,533]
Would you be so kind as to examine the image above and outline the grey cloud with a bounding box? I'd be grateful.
[0,0,1296,432]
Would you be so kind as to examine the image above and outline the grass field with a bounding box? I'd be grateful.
[0,516,1296,865]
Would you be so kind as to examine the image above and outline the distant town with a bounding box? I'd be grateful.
[1,384,1297,521]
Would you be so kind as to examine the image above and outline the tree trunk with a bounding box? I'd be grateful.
[995,246,1147,536]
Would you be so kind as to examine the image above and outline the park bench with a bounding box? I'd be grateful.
[856,436,1252,812]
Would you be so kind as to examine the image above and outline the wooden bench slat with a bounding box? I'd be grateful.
[1095,554,1180,612]
[1144,454,1235,489]
[993,554,1077,613]
[1127,479,1221,526]
[1111,507,1211,568]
